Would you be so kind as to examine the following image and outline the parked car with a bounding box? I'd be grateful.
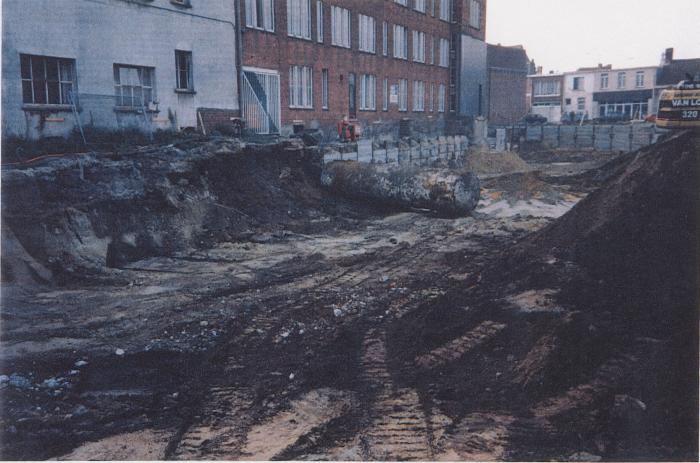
[523,114,548,124]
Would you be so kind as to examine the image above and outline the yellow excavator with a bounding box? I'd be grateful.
[656,76,700,129]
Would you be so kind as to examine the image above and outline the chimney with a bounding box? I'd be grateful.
[537,66,543,75]
[664,48,674,65]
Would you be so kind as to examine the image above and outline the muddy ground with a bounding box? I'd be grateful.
[1,134,697,461]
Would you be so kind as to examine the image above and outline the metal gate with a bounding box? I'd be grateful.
[242,67,280,134]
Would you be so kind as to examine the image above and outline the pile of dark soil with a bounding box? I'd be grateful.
[392,131,699,460]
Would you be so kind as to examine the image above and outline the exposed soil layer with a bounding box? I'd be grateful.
[1,133,697,461]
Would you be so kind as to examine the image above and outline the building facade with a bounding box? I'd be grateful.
[561,67,601,122]
[592,66,657,120]
[486,44,531,125]
[238,0,486,138]
[2,0,239,140]
[527,72,564,123]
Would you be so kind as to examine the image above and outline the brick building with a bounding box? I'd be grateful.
[486,44,531,125]
[239,0,486,138]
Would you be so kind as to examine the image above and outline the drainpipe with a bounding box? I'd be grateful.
[233,0,245,120]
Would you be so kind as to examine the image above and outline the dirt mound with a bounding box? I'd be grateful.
[392,131,699,460]
[464,150,531,176]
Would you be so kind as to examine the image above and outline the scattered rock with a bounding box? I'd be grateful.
[333,308,343,317]
[289,373,295,380]
[75,360,88,367]
[8,374,32,390]
[199,320,209,327]
[569,451,602,462]
[115,348,125,356]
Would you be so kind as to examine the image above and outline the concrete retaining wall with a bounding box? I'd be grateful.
[525,123,657,152]
[322,136,470,166]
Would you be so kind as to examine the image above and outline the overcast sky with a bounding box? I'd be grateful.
[486,0,700,73]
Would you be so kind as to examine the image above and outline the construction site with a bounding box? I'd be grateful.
[0,127,698,461]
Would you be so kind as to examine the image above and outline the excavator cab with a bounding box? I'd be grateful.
[656,75,700,129]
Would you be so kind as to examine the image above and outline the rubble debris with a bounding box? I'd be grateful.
[321,161,481,216]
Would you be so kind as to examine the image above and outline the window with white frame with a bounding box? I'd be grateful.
[469,0,481,28]
[428,35,434,65]
[175,50,193,91]
[635,71,645,87]
[429,83,435,111]
[246,0,275,31]
[360,74,376,110]
[316,1,324,42]
[429,0,435,16]
[414,0,426,13]
[287,0,311,39]
[21,54,76,105]
[438,38,449,67]
[600,73,609,89]
[114,64,155,108]
[439,0,451,21]
[382,22,388,56]
[412,31,425,63]
[412,80,424,111]
[398,79,408,111]
[359,14,376,53]
[383,78,389,111]
[533,80,560,96]
[289,65,313,108]
[618,72,626,89]
[572,76,584,90]
[393,25,408,59]
[577,97,585,111]
[321,68,329,109]
[438,84,445,112]
[331,5,351,48]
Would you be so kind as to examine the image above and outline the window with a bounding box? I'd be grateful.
[398,79,408,111]
[316,1,324,42]
[175,50,193,91]
[412,81,425,111]
[429,83,435,111]
[331,6,350,48]
[533,80,560,96]
[572,76,584,90]
[439,0,451,21]
[600,73,609,89]
[287,0,311,39]
[382,22,388,56]
[414,0,426,13]
[321,68,329,109]
[394,0,407,5]
[438,38,449,67]
[429,36,434,64]
[289,65,313,108]
[114,64,155,108]
[469,0,481,28]
[358,14,376,53]
[429,0,435,16]
[577,97,585,111]
[438,84,445,112]
[412,31,425,63]
[618,72,626,89]
[635,71,645,87]
[360,74,376,110]
[383,78,389,111]
[393,25,408,59]
[245,0,275,31]
[20,54,76,105]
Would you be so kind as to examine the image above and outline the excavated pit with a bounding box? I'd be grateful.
[1,133,697,461]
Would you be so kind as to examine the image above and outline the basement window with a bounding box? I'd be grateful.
[20,54,76,105]
[114,64,156,108]
[175,50,193,91]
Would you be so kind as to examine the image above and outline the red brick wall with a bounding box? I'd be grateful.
[240,0,482,135]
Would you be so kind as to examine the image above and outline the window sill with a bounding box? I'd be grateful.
[289,106,315,111]
[331,44,352,50]
[175,88,197,94]
[114,106,160,114]
[288,34,313,42]
[245,25,276,34]
[22,104,73,112]
[358,49,376,55]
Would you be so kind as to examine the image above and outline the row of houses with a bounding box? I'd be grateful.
[2,0,498,142]
[527,48,700,124]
